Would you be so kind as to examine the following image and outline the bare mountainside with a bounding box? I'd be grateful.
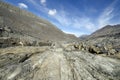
[0,1,120,80]
[88,24,120,39]
[0,1,78,42]
[77,25,120,59]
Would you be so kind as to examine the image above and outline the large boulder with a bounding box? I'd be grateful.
[0,37,20,48]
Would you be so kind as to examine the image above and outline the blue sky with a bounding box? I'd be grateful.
[4,0,120,36]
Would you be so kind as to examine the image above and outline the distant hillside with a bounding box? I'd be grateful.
[88,24,120,39]
[79,35,89,40]
[0,1,78,42]
[80,24,120,57]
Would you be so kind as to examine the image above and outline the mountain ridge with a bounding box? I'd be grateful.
[88,24,120,39]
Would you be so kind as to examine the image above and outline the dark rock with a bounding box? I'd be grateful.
[38,41,52,46]
[0,37,20,48]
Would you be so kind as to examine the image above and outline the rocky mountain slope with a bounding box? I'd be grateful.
[76,25,120,59]
[0,1,78,42]
[88,24,120,39]
[0,1,120,80]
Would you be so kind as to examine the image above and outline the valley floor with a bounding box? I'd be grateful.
[0,46,120,80]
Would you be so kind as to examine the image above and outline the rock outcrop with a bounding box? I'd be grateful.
[75,25,120,57]
[0,46,120,80]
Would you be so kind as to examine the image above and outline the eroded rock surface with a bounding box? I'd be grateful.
[0,46,120,80]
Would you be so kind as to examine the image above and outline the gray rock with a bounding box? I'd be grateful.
[0,47,120,80]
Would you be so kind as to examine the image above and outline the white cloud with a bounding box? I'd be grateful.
[63,31,87,37]
[27,0,95,34]
[72,17,96,31]
[98,0,118,28]
[40,0,46,6]
[26,0,48,13]
[26,0,119,36]
[48,9,57,16]
[49,9,96,33]
[98,7,114,28]
[48,0,119,36]
[18,3,28,9]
